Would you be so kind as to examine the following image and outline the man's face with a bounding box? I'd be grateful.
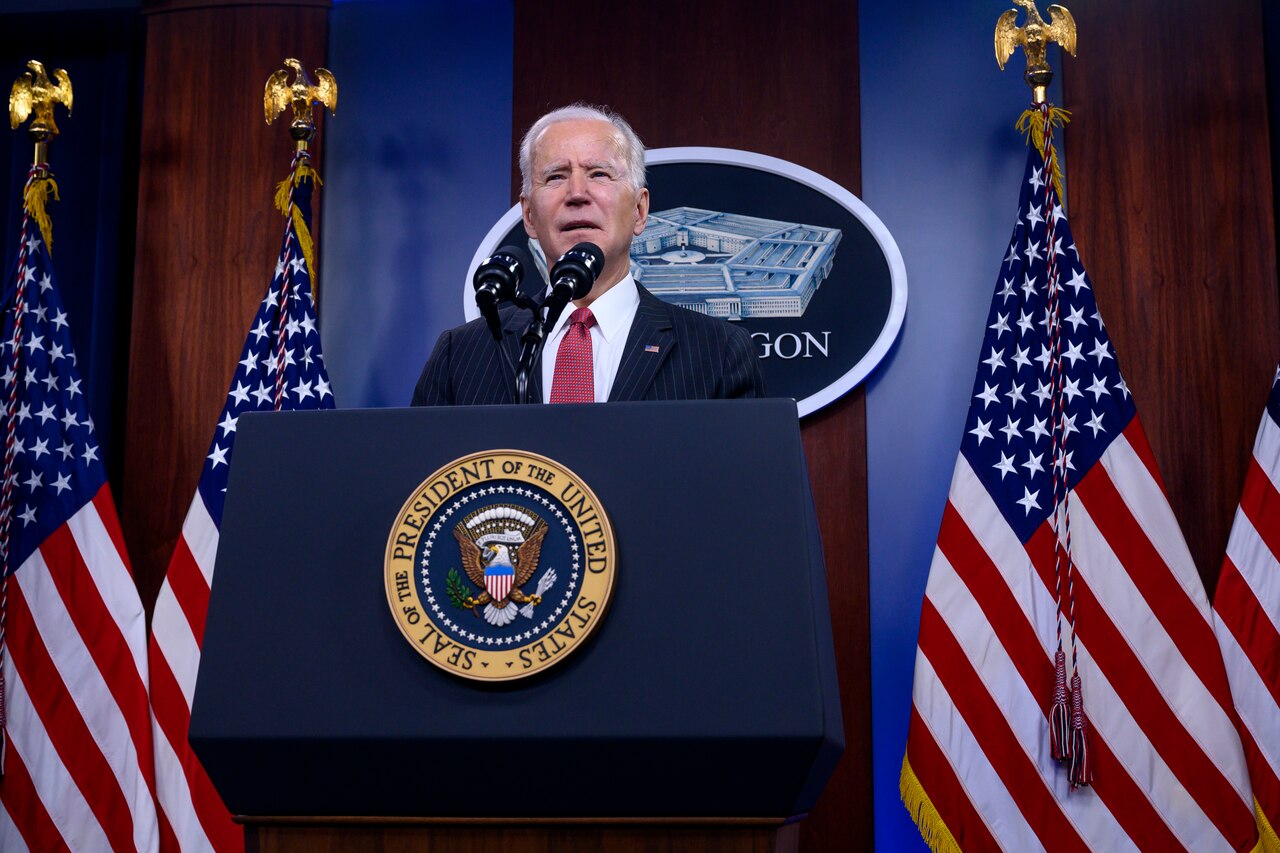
[521,118,650,297]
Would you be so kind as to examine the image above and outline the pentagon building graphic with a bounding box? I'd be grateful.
[630,207,842,321]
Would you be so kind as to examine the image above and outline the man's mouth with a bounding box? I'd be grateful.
[561,221,599,233]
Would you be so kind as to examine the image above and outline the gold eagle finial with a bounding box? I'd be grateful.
[264,58,337,148]
[995,0,1076,102]
[9,60,72,140]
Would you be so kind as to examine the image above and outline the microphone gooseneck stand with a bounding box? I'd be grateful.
[510,241,605,405]
[513,308,546,405]
[468,243,538,404]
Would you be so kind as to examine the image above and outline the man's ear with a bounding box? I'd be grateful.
[521,194,537,239]
[632,187,650,236]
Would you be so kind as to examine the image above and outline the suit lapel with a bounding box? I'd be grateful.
[502,309,542,402]
[609,289,675,402]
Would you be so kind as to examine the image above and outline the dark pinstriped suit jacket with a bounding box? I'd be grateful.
[411,286,766,405]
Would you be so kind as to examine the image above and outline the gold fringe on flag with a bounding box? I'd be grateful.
[1016,105,1071,206]
[1256,798,1280,853]
[900,754,962,853]
[22,172,58,253]
[274,157,322,284]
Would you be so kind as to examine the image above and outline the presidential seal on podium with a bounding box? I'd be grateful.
[385,450,616,681]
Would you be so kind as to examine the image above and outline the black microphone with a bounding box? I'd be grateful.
[473,244,532,341]
[541,242,604,337]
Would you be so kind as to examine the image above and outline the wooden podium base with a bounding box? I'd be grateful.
[241,817,800,853]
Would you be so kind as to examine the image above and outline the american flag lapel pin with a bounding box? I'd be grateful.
[644,344,660,353]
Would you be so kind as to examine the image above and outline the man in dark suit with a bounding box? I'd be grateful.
[412,104,765,406]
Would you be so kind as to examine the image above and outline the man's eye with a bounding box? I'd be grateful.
[545,174,565,184]
[591,171,612,179]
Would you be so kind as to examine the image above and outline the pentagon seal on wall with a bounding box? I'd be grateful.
[385,450,616,681]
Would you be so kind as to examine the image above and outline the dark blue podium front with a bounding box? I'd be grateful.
[189,399,843,818]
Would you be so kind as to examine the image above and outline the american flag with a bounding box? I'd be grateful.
[1213,371,1280,845]
[901,105,1262,851]
[148,153,333,852]
[0,165,159,850]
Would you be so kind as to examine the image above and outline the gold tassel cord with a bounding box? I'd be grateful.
[900,754,963,853]
[22,173,58,253]
[273,174,292,217]
[273,159,322,284]
[273,157,322,216]
[292,207,315,286]
[1016,106,1071,206]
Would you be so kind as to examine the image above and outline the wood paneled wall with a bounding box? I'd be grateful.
[512,3,870,849]
[124,0,329,608]
[1063,0,1279,591]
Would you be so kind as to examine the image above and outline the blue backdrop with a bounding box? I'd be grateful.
[320,0,513,408]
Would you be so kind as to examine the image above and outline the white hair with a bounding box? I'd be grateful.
[518,103,646,196]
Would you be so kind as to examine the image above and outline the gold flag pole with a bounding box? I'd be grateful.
[7,61,71,253]
[996,2,1077,207]
[0,61,72,761]
[996,1,1093,788]
[263,59,337,289]
[994,0,1077,104]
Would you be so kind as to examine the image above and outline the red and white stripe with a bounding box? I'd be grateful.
[487,572,513,603]
[0,487,160,852]
[1214,406,1280,841]
[149,493,242,853]
[906,419,1261,851]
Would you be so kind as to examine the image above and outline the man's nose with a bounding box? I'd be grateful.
[565,170,589,200]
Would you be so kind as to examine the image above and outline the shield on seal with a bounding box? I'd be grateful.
[485,561,514,602]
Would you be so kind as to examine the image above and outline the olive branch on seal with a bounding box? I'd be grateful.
[445,568,470,608]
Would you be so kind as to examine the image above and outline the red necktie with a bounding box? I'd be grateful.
[549,307,596,403]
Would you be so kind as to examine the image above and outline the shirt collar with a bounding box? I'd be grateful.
[546,273,639,344]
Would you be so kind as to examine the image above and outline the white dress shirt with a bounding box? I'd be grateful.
[541,273,640,403]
